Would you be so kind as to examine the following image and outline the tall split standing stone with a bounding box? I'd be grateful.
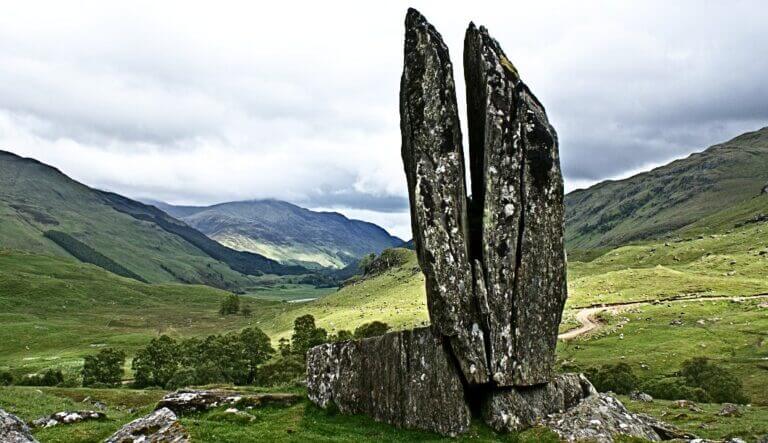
[307,8,634,438]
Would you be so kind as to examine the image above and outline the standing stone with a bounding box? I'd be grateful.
[0,409,38,443]
[400,7,488,384]
[464,23,567,386]
[306,327,471,437]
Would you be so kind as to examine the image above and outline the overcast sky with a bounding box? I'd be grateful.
[2,1,767,239]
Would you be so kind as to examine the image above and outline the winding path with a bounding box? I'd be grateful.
[558,293,768,341]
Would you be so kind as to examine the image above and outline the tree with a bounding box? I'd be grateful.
[240,327,274,383]
[291,315,328,357]
[330,330,353,342]
[219,294,240,315]
[82,348,126,387]
[241,304,253,317]
[0,371,13,386]
[132,335,180,388]
[680,357,749,404]
[353,321,390,339]
[278,338,292,357]
[358,253,376,275]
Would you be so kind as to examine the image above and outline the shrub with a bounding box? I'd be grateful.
[219,294,240,316]
[82,348,126,387]
[254,355,306,387]
[278,338,292,357]
[585,363,638,395]
[0,371,13,386]
[330,330,353,342]
[19,369,64,386]
[640,377,709,402]
[353,321,390,339]
[679,357,749,404]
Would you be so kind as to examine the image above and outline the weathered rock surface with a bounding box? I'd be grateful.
[105,407,189,443]
[464,23,566,387]
[0,409,38,443]
[156,390,301,415]
[541,393,698,442]
[306,326,471,436]
[400,7,489,385]
[31,410,105,428]
[481,373,594,432]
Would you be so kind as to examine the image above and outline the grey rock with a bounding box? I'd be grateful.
[400,7,488,385]
[31,410,105,428]
[717,403,741,417]
[629,391,654,402]
[0,409,38,443]
[481,373,595,432]
[762,183,768,194]
[156,390,301,415]
[306,326,471,437]
[464,23,566,387]
[541,394,663,442]
[105,407,188,443]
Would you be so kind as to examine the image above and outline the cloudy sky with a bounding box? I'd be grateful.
[2,1,767,239]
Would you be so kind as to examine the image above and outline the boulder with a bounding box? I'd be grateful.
[0,409,38,443]
[105,407,188,443]
[31,410,105,428]
[541,394,664,442]
[306,326,471,437]
[400,7,489,385]
[464,23,566,387]
[718,403,742,417]
[156,390,301,415]
[629,391,654,402]
[481,373,594,432]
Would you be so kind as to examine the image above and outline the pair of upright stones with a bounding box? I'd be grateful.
[307,9,580,436]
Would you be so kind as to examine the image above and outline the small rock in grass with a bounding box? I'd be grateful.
[718,403,742,417]
[629,391,653,403]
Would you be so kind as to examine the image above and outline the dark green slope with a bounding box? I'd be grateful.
[157,200,403,269]
[0,151,302,288]
[565,127,768,249]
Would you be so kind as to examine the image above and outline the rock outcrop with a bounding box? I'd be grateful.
[31,410,105,428]
[156,390,301,415]
[481,373,594,432]
[0,409,38,443]
[105,407,189,443]
[306,326,471,437]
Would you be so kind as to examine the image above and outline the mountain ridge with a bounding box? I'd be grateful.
[155,199,403,269]
[0,150,304,289]
[565,126,768,249]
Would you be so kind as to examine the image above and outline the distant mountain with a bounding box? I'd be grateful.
[0,151,303,289]
[155,200,403,269]
[565,127,768,249]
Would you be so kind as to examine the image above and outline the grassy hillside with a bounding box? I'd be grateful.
[565,127,768,249]
[157,199,403,269]
[0,249,285,374]
[0,151,300,289]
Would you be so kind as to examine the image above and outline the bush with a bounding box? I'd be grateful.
[219,294,240,316]
[19,369,64,386]
[679,357,749,404]
[353,321,390,339]
[0,371,13,386]
[254,355,306,387]
[330,330,353,342]
[585,363,638,395]
[82,348,126,387]
[640,377,709,402]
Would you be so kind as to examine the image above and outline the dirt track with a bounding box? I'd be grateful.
[558,293,768,341]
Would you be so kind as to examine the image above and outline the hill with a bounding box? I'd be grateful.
[565,126,768,249]
[155,199,403,269]
[0,151,303,289]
